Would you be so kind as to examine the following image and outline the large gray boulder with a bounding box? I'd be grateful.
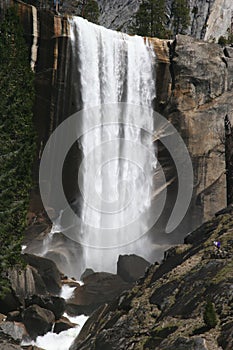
[117,254,150,283]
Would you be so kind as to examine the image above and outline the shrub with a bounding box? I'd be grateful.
[203,300,218,329]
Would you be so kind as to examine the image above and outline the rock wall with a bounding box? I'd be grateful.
[96,0,233,41]
[163,35,233,225]
[15,1,232,235]
[69,208,233,350]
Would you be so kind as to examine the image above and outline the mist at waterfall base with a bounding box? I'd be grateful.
[39,16,174,280]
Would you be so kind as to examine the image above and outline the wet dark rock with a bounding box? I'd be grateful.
[54,316,76,334]
[218,320,233,349]
[23,304,55,340]
[0,264,48,315]
[25,295,65,320]
[6,311,22,323]
[117,254,150,283]
[0,289,22,315]
[66,272,131,316]
[23,254,62,295]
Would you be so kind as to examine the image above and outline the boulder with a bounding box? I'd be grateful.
[0,321,27,342]
[218,320,233,350]
[53,316,76,334]
[117,254,150,283]
[80,268,95,280]
[6,311,22,323]
[0,265,47,315]
[69,304,108,350]
[0,288,22,315]
[0,330,21,349]
[66,272,131,316]
[23,254,62,294]
[25,295,65,320]
[8,265,47,301]
[23,304,55,339]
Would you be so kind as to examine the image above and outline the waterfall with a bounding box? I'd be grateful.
[67,17,157,274]
[30,5,39,71]
[39,16,157,276]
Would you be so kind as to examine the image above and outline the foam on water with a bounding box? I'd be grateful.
[21,314,88,350]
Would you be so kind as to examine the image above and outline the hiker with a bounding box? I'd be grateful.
[213,241,221,250]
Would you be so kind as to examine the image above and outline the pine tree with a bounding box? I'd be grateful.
[77,0,100,24]
[0,6,35,295]
[171,0,190,35]
[131,0,168,39]
[203,301,218,329]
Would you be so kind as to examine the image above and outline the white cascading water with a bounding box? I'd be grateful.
[68,16,157,274]
[25,16,157,350]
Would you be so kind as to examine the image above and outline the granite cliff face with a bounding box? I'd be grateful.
[163,35,233,225]
[16,1,233,237]
[96,0,233,41]
[69,206,233,350]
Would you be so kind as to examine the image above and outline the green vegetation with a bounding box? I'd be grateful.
[77,0,100,24]
[171,0,190,35]
[130,0,190,38]
[203,301,218,329]
[130,0,169,38]
[218,35,233,47]
[0,7,35,294]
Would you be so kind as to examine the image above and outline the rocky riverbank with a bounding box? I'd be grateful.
[0,244,150,349]
[69,206,233,350]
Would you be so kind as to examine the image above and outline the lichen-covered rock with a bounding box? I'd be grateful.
[69,208,233,350]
